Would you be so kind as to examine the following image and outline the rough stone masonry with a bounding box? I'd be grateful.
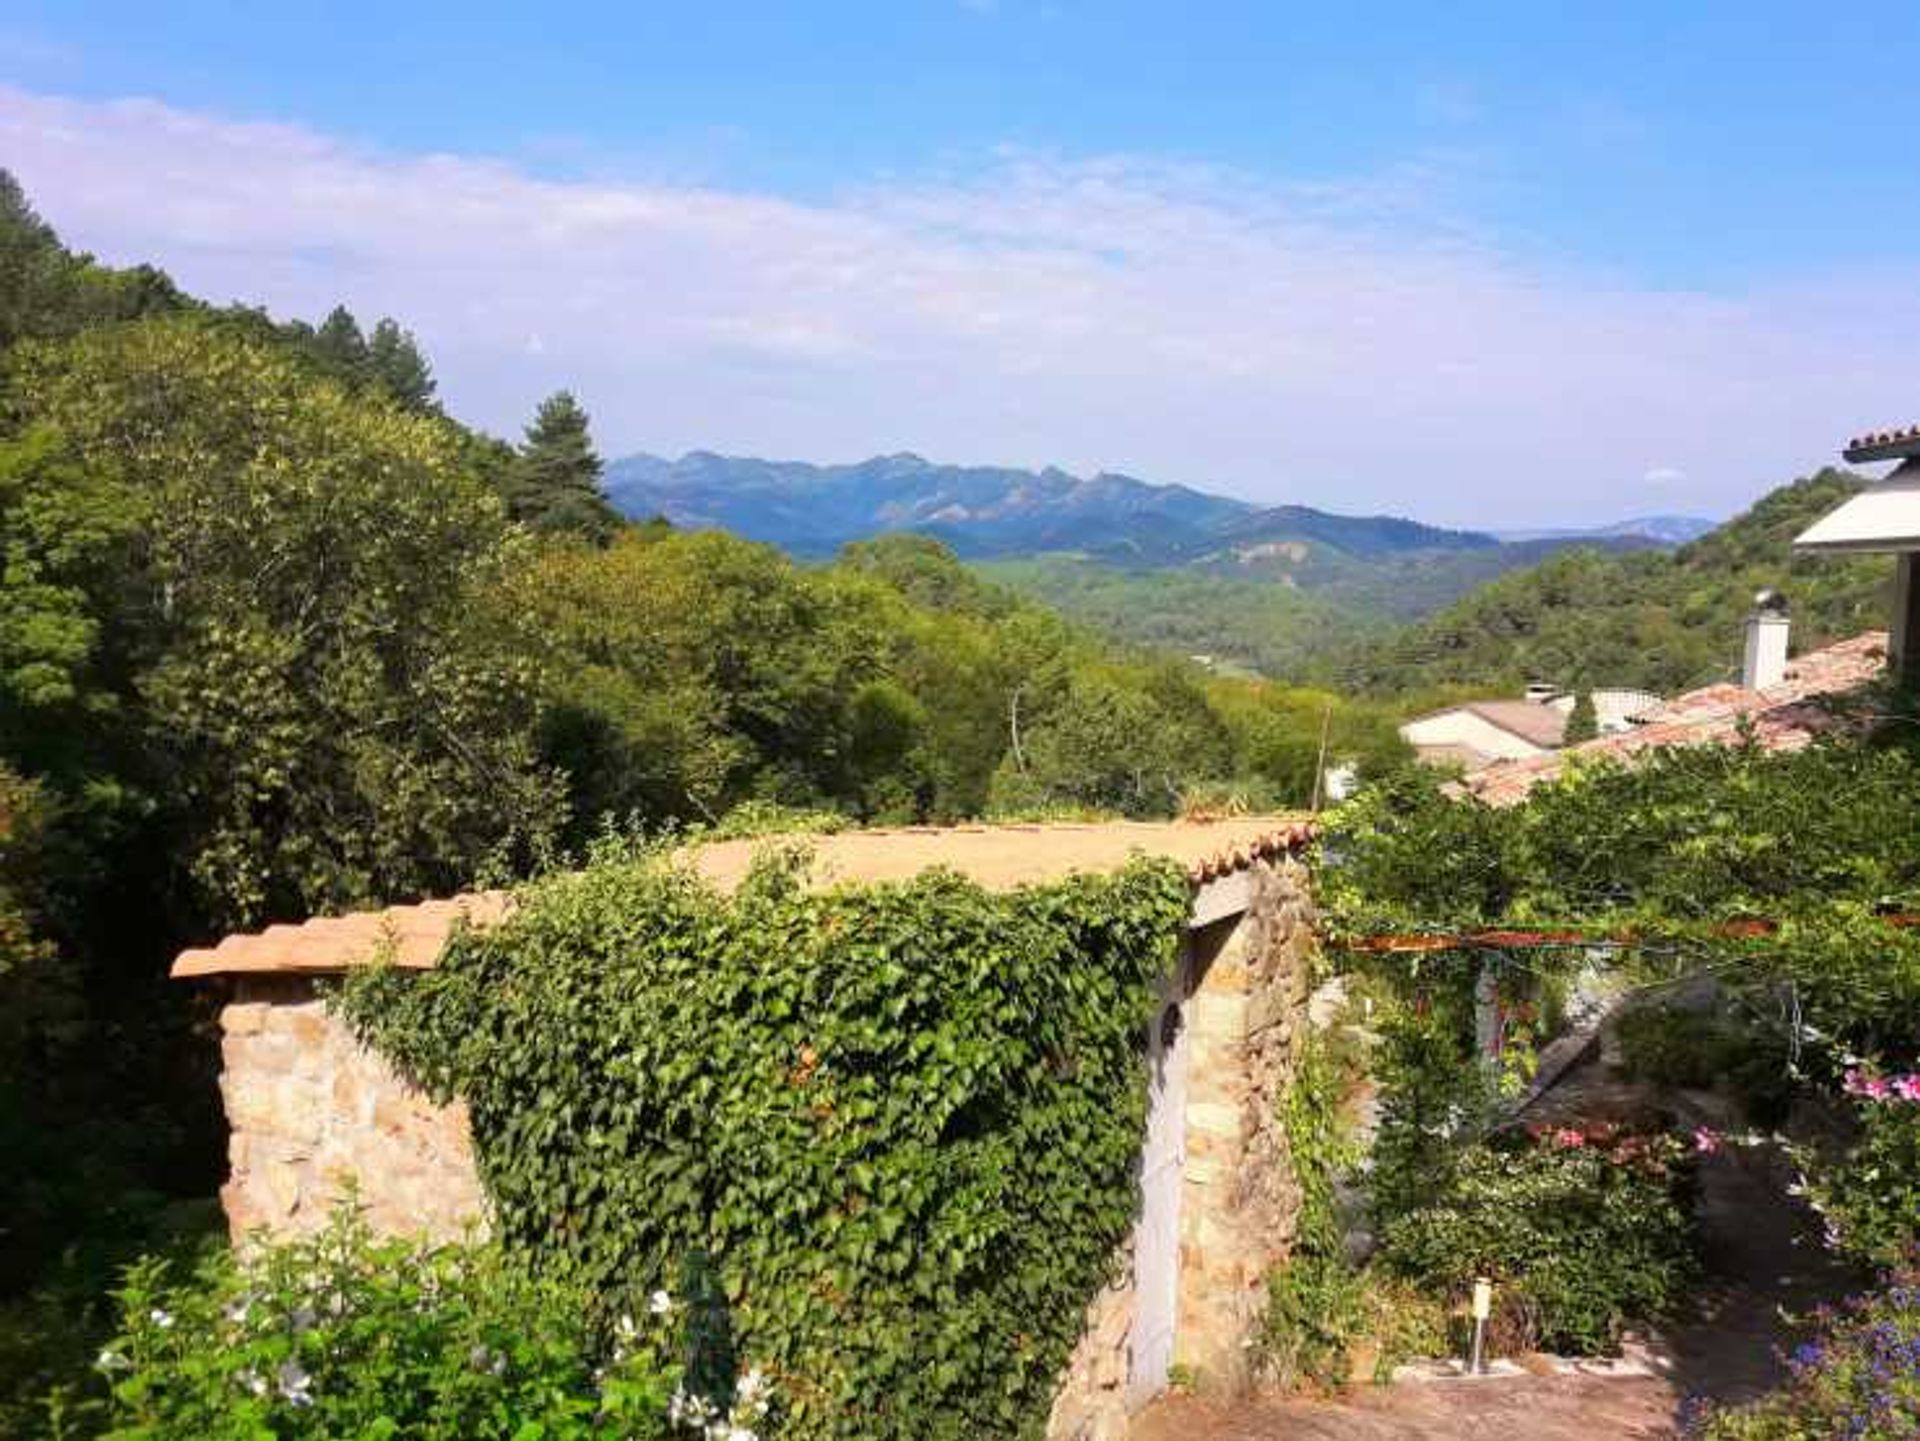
[1047,857,1316,1439]
[215,974,487,1242]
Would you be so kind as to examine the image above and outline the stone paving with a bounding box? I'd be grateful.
[1132,1372,1678,1440]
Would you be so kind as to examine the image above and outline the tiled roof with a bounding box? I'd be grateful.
[171,816,1315,979]
[1463,632,1888,807]
[1412,741,1498,771]
[1844,425,1920,463]
[1461,700,1569,749]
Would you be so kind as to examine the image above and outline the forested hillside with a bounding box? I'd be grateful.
[1339,470,1892,696]
[976,557,1390,679]
[977,531,1669,681]
[0,170,1413,1407]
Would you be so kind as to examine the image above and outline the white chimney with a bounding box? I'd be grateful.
[1742,589,1790,690]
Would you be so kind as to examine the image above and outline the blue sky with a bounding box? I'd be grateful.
[4,3,1920,524]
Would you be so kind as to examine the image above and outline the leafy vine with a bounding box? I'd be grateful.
[336,840,1192,1440]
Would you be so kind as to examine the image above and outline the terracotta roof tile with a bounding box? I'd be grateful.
[171,817,1315,980]
[1848,424,1920,449]
[1463,631,1888,807]
[1844,424,1920,461]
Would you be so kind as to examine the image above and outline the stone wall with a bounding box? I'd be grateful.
[216,975,488,1243]
[210,861,1318,1432]
[1047,858,1317,1436]
[1176,856,1314,1387]
[1045,1240,1138,1441]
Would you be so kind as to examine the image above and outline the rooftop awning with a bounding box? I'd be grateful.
[1794,461,1920,553]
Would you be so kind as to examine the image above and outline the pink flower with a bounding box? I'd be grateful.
[1844,1069,1893,1101]
[1693,1126,1722,1155]
[1550,1127,1586,1149]
[1892,1074,1920,1103]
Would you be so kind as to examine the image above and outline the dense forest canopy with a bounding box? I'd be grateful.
[1337,470,1892,697]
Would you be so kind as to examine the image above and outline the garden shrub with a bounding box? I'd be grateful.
[1261,1029,1364,1390]
[1377,1124,1697,1355]
[1616,1004,1796,1125]
[72,1204,718,1440]
[1689,1270,1920,1440]
[1366,1003,1496,1222]
[1617,1005,1729,1090]
[1803,1070,1920,1270]
[337,841,1191,1439]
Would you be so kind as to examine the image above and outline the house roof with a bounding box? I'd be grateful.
[1843,424,1920,465]
[171,816,1315,980]
[1794,459,1920,553]
[1462,631,1888,807]
[1411,741,1498,772]
[1411,698,1573,750]
[1464,700,1570,749]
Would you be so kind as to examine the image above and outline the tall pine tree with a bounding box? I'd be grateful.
[505,390,620,541]
[312,304,371,385]
[367,318,437,413]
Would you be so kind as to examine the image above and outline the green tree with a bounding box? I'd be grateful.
[1563,690,1599,744]
[8,317,562,928]
[837,534,1015,618]
[505,391,619,541]
[367,317,437,413]
[990,668,1191,816]
[0,168,184,350]
[310,304,371,385]
[0,427,140,764]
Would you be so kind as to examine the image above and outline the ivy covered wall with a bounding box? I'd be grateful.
[335,845,1196,1440]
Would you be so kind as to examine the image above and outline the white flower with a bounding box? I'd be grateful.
[649,1289,676,1317]
[223,1297,251,1325]
[728,1366,773,1417]
[669,1387,718,1426]
[237,1369,268,1397]
[277,1360,314,1407]
[95,1348,129,1374]
[149,1308,174,1330]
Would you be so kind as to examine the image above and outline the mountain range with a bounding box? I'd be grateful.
[604,451,1701,584]
[1496,515,1718,546]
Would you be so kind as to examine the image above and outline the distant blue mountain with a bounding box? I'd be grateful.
[1497,514,1717,546]
[603,450,1498,563]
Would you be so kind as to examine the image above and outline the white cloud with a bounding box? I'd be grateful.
[3,84,1916,526]
[1643,466,1686,486]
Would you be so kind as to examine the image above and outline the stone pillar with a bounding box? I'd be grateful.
[216,976,488,1243]
[1173,859,1314,1390]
